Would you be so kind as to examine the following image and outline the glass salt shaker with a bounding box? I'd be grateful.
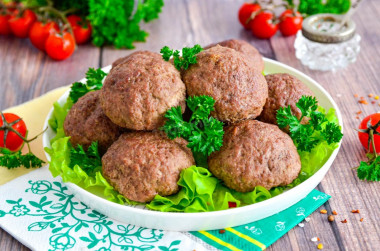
[294,14,361,71]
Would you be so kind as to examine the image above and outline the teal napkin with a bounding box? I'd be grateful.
[191,189,330,250]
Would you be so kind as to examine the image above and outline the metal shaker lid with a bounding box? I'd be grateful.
[302,14,356,43]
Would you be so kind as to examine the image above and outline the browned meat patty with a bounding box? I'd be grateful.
[100,51,186,130]
[204,39,265,72]
[208,120,301,192]
[259,73,314,126]
[182,45,268,123]
[63,91,121,153]
[102,132,195,203]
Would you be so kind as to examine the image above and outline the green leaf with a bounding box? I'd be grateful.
[357,156,380,181]
[79,236,92,242]
[160,44,203,71]
[29,201,41,209]
[69,68,107,103]
[0,210,6,217]
[6,200,18,205]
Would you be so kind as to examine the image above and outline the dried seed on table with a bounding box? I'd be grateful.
[341,219,347,223]
[356,111,362,114]
[360,218,364,222]
[317,243,323,249]
[351,209,360,213]
[320,209,327,214]
[368,94,374,98]
[328,215,335,222]
[375,96,379,100]
[354,94,359,98]
[372,101,376,104]
[219,229,226,234]
[332,210,338,215]
[311,237,318,242]
[359,100,368,104]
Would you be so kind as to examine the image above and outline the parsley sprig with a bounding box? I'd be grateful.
[160,44,203,71]
[69,141,102,176]
[161,96,224,166]
[69,68,107,103]
[276,96,343,152]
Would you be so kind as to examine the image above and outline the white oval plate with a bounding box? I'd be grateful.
[43,58,343,231]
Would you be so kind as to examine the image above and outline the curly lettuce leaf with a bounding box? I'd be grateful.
[48,99,73,145]
[147,166,274,212]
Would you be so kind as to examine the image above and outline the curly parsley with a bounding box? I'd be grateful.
[161,96,224,166]
[0,148,45,169]
[276,96,343,152]
[160,44,203,71]
[69,68,107,103]
[69,142,101,176]
[357,154,380,182]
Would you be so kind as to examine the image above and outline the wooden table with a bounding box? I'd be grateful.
[1,0,379,250]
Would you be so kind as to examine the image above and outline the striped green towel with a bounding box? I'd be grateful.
[191,189,330,250]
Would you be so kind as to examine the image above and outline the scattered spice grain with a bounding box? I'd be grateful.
[328,215,335,222]
[341,219,347,223]
[375,96,379,100]
[219,229,226,234]
[368,94,374,98]
[351,209,360,213]
[332,210,338,215]
[372,101,376,104]
[356,111,362,114]
[360,218,364,222]
[359,100,368,104]
[317,243,324,249]
[317,237,320,241]
[354,94,359,98]
[320,209,327,214]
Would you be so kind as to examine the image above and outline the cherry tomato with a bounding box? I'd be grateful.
[67,15,92,44]
[8,9,36,38]
[45,31,75,61]
[0,113,27,152]
[250,12,278,39]
[238,3,261,29]
[0,13,11,35]
[29,21,59,51]
[358,113,380,154]
[279,9,303,36]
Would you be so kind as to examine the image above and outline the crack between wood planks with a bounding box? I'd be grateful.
[268,39,278,61]
[317,183,346,251]
[184,0,196,44]
[99,47,103,68]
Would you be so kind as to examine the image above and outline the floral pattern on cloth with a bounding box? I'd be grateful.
[0,167,207,251]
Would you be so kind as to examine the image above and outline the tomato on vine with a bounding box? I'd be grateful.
[358,114,380,154]
[238,3,261,29]
[8,9,36,38]
[67,15,92,44]
[0,13,11,35]
[29,21,59,51]
[0,113,27,152]
[45,30,75,61]
[250,12,278,39]
[279,9,303,36]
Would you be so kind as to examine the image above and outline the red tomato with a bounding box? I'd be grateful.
[29,21,59,51]
[358,113,380,154]
[279,9,303,36]
[250,12,278,39]
[0,13,11,35]
[238,3,261,29]
[8,9,36,38]
[67,15,92,44]
[0,113,27,152]
[45,31,75,61]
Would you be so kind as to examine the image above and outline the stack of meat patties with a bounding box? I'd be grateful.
[63,39,315,203]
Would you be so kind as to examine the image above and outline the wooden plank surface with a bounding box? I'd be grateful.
[1,0,380,250]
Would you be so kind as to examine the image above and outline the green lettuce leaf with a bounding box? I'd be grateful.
[147,166,275,212]
[48,98,73,145]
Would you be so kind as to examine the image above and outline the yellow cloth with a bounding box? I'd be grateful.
[1,86,69,185]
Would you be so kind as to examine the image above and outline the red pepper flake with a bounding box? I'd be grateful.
[228,201,237,208]
[351,209,360,213]
[332,210,338,215]
[219,229,226,234]
[360,218,364,222]
[354,94,359,98]
[368,94,374,98]
[356,116,360,120]
[317,237,320,241]
[359,100,368,104]
[360,96,365,100]
[372,101,376,104]
[356,111,362,115]
[341,219,347,223]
